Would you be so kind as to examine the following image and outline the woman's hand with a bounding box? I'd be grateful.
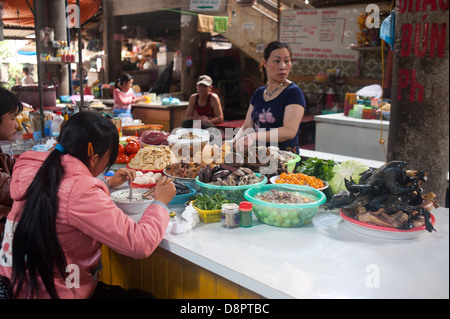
[235,133,256,153]
[153,176,177,206]
[108,168,136,189]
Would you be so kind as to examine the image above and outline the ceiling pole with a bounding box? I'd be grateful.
[277,0,281,41]
[32,0,45,137]
[76,0,84,108]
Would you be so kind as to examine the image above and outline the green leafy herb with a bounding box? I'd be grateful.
[193,193,230,210]
[297,157,338,182]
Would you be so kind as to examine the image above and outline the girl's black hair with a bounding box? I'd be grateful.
[114,73,133,90]
[11,111,119,299]
[0,87,23,123]
[261,41,292,83]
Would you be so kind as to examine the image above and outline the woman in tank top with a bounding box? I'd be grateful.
[184,75,223,128]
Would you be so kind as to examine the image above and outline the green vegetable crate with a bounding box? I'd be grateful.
[191,201,222,223]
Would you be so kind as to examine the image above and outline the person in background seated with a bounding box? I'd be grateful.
[183,75,223,129]
[0,87,23,241]
[113,74,144,121]
[0,111,176,299]
[21,68,34,85]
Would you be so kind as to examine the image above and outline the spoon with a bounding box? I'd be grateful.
[127,181,133,200]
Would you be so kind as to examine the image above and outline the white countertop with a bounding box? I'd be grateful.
[161,205,449,299]
[314,113,390,129]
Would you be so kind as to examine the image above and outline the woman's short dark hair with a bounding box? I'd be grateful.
[263,41,292,61]
[11,111,119,298]
[0,87,23,123]
[261,41,292,83]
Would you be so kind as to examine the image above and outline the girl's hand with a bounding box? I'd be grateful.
[108,168,136,189]
[153,176,176,206]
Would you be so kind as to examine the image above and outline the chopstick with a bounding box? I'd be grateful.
[142,177,175,198]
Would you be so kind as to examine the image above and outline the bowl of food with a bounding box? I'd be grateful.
[127,145,178,173]
[130,171,164,188]
[169,181,197,205]
[195,172,267,203]
[111,188,154,222]
[244,184,326,227]
[164,163,207,191]
[270,173,329,191]
[167,128,210,157]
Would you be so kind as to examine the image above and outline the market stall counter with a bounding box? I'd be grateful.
[95,99,188,132]
[314,113,389,162]
[99,204,449,299]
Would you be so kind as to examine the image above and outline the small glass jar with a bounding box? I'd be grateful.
[221,203,239,229]
[239,201,253,228]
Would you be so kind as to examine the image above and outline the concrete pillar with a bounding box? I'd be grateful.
[102,0,122,83]
[387,0,449,206]
[34,0,69,96]
[47,0,69,96]
[180,14,202,98]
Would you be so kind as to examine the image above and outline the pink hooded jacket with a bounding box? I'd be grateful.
[0,151,169,299]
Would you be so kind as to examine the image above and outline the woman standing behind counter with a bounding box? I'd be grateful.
[231,41,305,154]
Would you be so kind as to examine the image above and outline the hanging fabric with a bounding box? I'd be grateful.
[214,16,228,33]
[198,14,215,33]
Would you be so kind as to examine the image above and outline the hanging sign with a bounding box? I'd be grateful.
[280,7,365,62]
[190,0,222,12]
[186,56,193,67]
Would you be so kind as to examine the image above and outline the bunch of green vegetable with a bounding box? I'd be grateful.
[193,193,230,210]
[329,160,370,196]
[297,157,338,181]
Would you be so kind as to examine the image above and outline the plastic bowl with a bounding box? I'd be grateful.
[111,188,154,222]
[170,187,197,205]
[164,169,201,191]
[195,174,267,203]
[286,154,301,173]
[244,184,326,227]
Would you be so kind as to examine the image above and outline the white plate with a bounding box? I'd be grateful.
[339,209,436,240]
[269,175,329,191]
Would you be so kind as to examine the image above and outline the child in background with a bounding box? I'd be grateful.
[113,74,144,121]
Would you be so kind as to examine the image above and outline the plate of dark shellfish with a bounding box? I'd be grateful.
[339,209,436,239]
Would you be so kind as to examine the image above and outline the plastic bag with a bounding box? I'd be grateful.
[140,130,169,145]
[380,11,395,50]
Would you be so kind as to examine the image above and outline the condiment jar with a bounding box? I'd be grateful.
[239,201,253,228]
[221,203,239,229]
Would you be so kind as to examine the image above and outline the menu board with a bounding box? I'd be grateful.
[280,7,365,62]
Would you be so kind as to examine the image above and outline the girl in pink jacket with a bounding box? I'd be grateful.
[113,74,144,120]
[0,111,175,299]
